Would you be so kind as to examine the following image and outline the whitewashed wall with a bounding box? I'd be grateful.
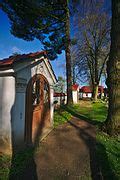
[13,60,55,148]
[0,58,56,154]
[0,76,15,154]
[82,93,92,98]
[72,91,79,104]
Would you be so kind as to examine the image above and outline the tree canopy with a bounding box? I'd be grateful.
[1,0,66,60]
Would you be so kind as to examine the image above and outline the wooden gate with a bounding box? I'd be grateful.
[25,74,50,144]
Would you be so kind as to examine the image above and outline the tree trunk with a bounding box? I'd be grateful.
[65,1,73,105]
[92,84,98,101]
[105,0,120,135]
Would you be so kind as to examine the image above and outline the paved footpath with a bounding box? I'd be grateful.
[23,117,102,180]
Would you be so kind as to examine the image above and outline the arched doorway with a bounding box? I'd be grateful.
[25,74,50,144]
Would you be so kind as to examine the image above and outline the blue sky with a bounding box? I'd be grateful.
[0,9,66,78]
[0,3,109,87]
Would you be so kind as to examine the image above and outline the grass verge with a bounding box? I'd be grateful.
[0,148,34,180]
[0,154,11,180]
[54,100,107,127]
[96,133,120,179]
[54,108,72,127]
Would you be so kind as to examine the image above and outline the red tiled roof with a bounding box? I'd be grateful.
[0,51,57,82]
[54,92,66,97]
[0,51,47,68]
[80,86,104,93]
[72,84,79,91]
[80,86,92,93]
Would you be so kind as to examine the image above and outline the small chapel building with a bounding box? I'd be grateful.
[0,51,57,154]
[72,84,79,104]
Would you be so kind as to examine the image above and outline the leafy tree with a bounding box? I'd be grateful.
[1,0,73,104]
[105,0,120,135]
[54,76,65,93]
[71,45,89,84]
[71,1,110,100]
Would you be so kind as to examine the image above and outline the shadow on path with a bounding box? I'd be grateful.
[68,117,118,180]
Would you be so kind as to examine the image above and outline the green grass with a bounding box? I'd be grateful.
[54,101,107,127]
[9,148,34,178]
[0,154,11,180]
[54,108,72,127]
[54,100,120,179]
[54,101,107,130]
[96,133,120,179]
[0,148,34,180]
[65,101,107,125]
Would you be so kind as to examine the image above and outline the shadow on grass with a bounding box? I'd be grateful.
[9,147,38,180]
[63,105,105,128]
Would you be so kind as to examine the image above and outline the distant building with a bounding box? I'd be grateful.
[54,92,67,107]
[80,86,104,99]
[80,86,92,98]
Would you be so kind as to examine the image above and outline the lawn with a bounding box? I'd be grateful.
[0,154,11,180]
[54,100,107,127]
[54,100,120,179]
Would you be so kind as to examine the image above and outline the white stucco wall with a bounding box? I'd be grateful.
[50,87,54,126]
[0,76,15,154]
[11,89,26,149]
[14,60,55,144]
[72,91,78,104]
[82,93,92,98]
[0,57,56,153]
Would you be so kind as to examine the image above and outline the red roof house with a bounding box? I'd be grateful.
[72,84,79,91]
[80,86,92,93]
[0,51,47,67]
[80,86,104,93]
[0,51,57,154]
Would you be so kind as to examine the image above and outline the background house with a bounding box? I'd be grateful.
[80,86,104,99]
[54,92,67,107]
[53,84,79,106]
[80,86,92,98]
[0,51,57,154]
